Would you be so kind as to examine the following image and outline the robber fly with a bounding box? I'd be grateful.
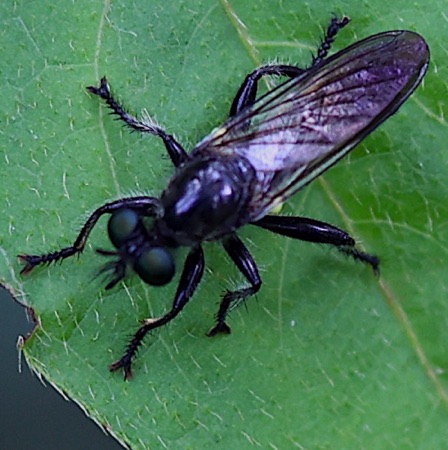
[19,17,430,379]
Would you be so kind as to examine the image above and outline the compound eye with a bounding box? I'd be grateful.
[108,208,139,248]
[134,247,175,286]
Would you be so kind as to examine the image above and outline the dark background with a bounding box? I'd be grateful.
[0,287,123,450]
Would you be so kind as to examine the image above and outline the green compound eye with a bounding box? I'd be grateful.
[134,247,175,286]
[108,209,139,248]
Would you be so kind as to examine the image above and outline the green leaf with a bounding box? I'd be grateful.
[1,0,447,448]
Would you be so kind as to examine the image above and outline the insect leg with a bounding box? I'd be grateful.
[207,234,262,336]
[229,16,350,116]
[312,16,350,66]
[230,65,305,116]
[253,215,379,274]
[87,77,188,167]
[19,196,161,274]
[109,246,205,379]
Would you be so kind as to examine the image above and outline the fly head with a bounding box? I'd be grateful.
[98,208,175,288]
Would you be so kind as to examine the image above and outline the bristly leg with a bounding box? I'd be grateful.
[87,77,189,167]
[19,196,161,275]
[229,65,306,116]
[229,16,350,117]
[312,16,350,66]
[109,246,205,380]
[207,234,262,337]
[253,215,379,275]
[338,247,380,276]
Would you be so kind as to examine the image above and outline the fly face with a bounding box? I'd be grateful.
[97,208,176,289]
[19,17,429,379]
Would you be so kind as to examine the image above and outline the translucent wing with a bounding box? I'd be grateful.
[192,30,429,221]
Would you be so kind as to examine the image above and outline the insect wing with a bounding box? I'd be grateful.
[194,30,429,221]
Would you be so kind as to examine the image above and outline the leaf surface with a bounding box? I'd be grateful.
[1,0,447,448]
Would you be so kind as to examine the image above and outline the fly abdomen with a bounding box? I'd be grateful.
[160,156,255,244]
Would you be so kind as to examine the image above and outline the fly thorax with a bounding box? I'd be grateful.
[160,156,254,243]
